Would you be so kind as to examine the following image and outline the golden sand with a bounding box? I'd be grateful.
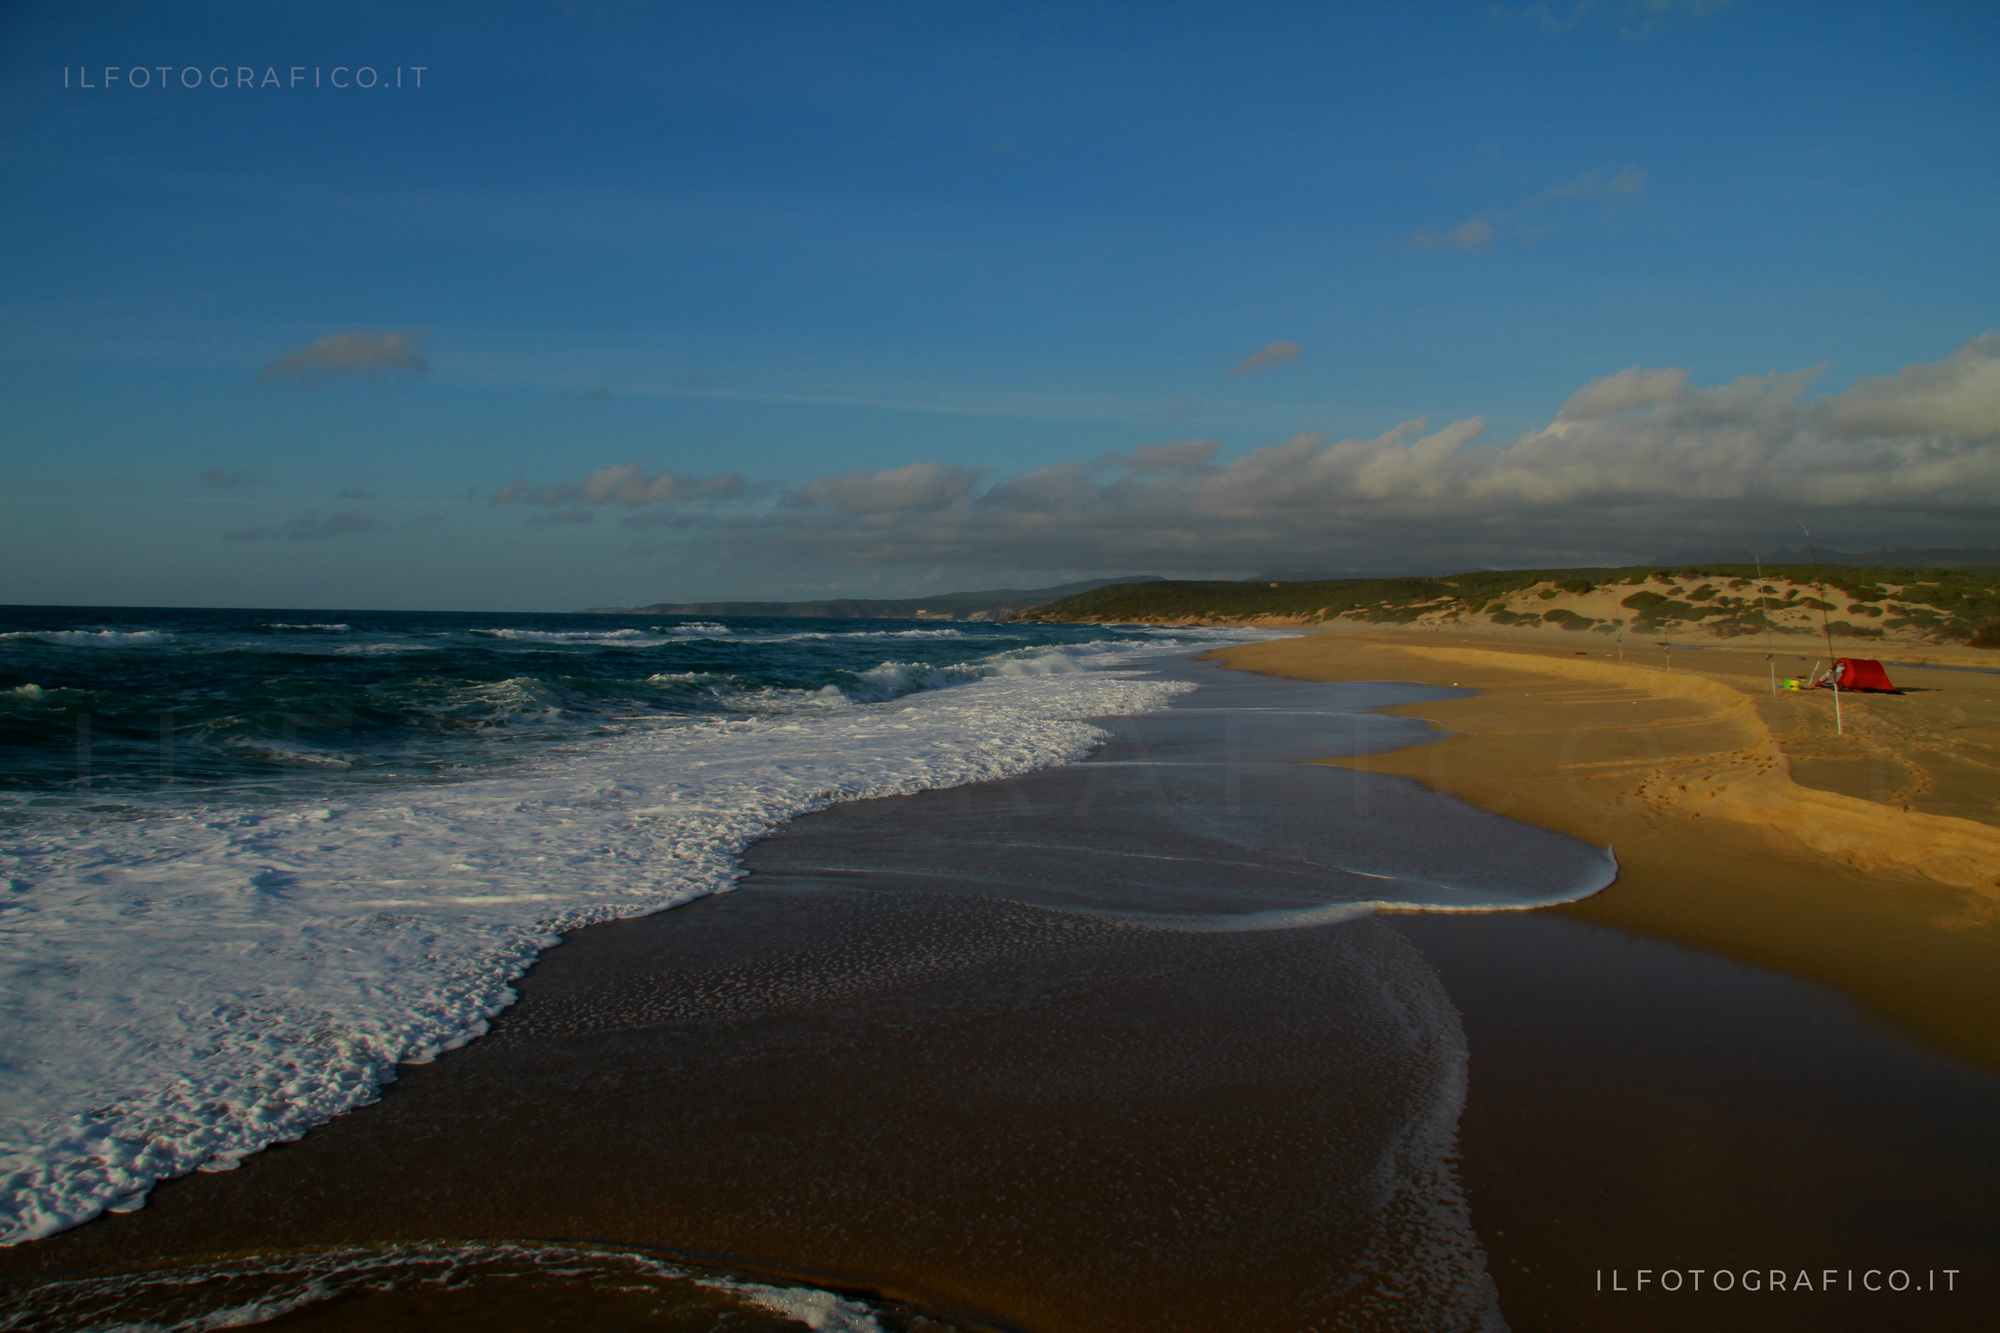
[1211,629,2000,1070]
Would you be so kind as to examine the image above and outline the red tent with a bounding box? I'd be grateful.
[1818,658,1896,693]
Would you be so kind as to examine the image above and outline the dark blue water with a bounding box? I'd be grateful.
[0,606,1176,798]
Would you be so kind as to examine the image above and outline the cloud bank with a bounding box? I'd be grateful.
[260,329,430,383]
[501,335,2000,575]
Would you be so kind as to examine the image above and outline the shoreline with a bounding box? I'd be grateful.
[0,658,1556,1329]
[1211,630,2000,1071]
[0,649,1994,1330]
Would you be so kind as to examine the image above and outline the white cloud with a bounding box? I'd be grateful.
[1225,341,1303,376]
[1556,366,1689,420]
[506,336,2000,575]
[726,335,2000,572]
[1823,334,2000,441]
[259,329,430,383]
[1410,219,1494,252]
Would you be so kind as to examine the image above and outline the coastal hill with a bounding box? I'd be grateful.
[1015,563,2000,648]
[1647,545,2000,569]
[591,575,1161,621]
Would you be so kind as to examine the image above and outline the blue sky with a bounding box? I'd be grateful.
[3,0,1997,610]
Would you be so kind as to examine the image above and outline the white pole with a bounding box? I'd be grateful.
[1800,523,1842,735]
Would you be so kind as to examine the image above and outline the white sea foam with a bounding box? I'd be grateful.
[261,623,352,632]
[1,630,173,648]
[720,1280,897,1331]
[469,627,669,645]
[761,627,976,641]
[0,635,1274,1244]
[328,642,439,655]
[665,621,732,635]
[1,1240,903,1331]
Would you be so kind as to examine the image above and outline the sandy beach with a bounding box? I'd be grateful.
[1212,628,2000,1071]
[2,647,1995,1331]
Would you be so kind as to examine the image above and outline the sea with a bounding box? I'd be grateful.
[0,605,1275,1251]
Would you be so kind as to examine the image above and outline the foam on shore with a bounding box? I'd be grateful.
[0,639,1247,1244]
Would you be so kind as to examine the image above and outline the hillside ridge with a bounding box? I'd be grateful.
[1016,563,2000,649]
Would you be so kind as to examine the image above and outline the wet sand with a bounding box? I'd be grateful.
[2,655,1996,1330]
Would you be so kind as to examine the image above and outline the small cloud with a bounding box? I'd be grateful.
[259,328,430,384]
[336,487,374,500]
[538,507,595,525]
[222,512,380,541]
[200,467,261,489]
[1406,165,1643,252]
[1225,341,1303,377]
[1410,219,1494,252]
[1526,164,1645,208]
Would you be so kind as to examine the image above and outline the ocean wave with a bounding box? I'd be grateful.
[218,741,357,768]
[661,622,731,636]
[0,648,1208,1244]
[762,626,975,641]
[260,623,352,632]
[327,642,440,655]
[0,630,173,648]
[468,628,671,645]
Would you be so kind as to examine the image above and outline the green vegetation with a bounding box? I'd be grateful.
[1015,562,2000,644]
